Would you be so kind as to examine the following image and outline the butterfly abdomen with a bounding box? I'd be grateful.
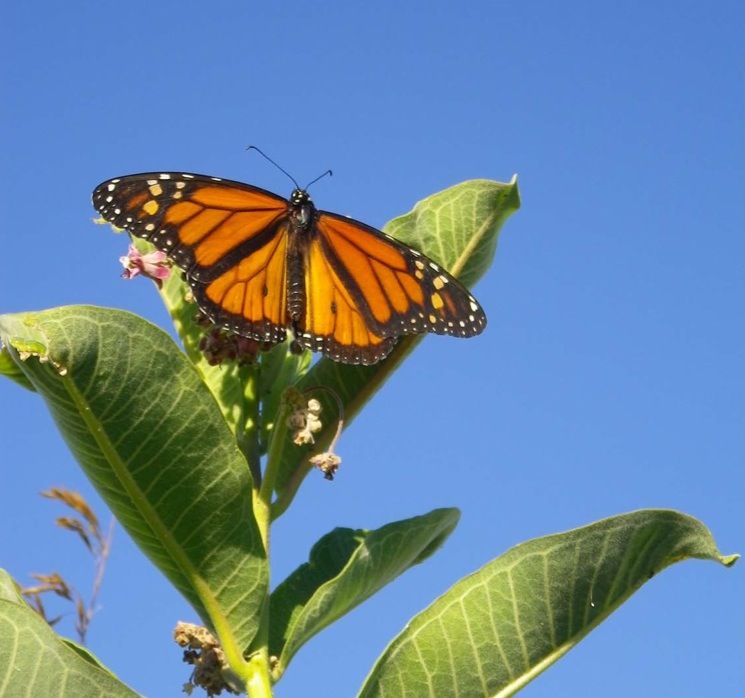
[287,235,306,323]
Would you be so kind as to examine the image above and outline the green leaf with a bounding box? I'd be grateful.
[359,509,738,698]
[270,508,459,678]
[0,570,139,696]
[0,344,36,391]
[0,306,267,657]
[272,178,520,498]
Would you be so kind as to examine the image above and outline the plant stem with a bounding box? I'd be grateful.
[244,650,274,698]
[259,396,291,515]
[80,517,115,643]
[239,367,263,488]
[240,391,293,697]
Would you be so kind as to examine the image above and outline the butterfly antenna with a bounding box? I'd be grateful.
[305,169,333,190]
[246,145,300,190]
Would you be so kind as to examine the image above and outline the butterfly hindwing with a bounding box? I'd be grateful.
[192,219,290,344]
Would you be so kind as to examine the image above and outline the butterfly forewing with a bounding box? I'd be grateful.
[92,173,288,273]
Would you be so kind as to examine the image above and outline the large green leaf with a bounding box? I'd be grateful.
[272,178,521,499]
[359,509,738,698]
[270,508,459,678]
[0,307,267,656]
[0,569,139,697]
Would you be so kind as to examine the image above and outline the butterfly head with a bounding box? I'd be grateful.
[290,188,312,206]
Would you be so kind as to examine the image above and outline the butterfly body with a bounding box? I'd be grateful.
[285,189,316,329]
[93,172,486,365]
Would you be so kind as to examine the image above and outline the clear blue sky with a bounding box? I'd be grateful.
[1,2,742,696]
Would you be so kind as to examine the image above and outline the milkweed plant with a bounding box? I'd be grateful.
[0,178,737,697]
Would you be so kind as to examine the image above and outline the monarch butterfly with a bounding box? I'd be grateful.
[92,172,486,365]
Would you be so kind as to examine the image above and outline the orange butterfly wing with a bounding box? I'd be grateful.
[92,173,292,344]
[294,212,486,364]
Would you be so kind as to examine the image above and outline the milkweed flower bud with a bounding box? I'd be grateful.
[309,452,342,480]
[119,244,171,287]
[288,396,324,445]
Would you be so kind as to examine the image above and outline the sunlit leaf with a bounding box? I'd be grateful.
[359,509,738,698]
[271,508,459,677]
[0,307,267,654]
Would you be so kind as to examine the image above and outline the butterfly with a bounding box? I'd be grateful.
[92,172,486,365]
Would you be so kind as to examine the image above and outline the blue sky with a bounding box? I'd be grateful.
[1,2,742,696]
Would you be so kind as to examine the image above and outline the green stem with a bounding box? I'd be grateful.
[238,367,262,487]
[259,396,291,512]
[241,391,294,697]
[244,650,273,698]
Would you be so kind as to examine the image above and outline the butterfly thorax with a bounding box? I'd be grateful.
[288,188,315,229]
[287,188,316,326]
